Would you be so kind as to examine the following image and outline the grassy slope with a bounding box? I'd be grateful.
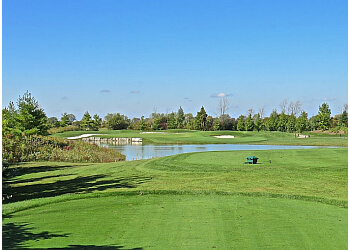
[3,148,348,249]
[52,129,348,146]
[3,148,347,209]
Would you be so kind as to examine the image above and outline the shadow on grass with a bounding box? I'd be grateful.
[48,245,143,249]
[3,174,152,203]
[2,221,69,249]
[3,163,152,203]
[5,164,81,177]
[3,218,142,250]
[6,173,75,185]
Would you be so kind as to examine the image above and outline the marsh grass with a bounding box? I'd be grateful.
[2,135,125,164]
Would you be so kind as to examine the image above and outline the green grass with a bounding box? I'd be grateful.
[3,195,347,249]
[52,129,348,147]
[3,148,348,249]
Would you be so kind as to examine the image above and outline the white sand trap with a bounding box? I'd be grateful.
[67,134,107,140]
[213,135,235,139]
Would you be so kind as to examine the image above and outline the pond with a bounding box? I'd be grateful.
[100,143,323,161]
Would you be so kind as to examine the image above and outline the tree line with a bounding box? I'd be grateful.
[2,92,348,137]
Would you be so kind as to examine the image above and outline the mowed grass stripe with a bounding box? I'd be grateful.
[3,195,347,249]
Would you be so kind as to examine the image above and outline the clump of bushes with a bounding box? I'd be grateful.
[2,134,125,164]
[48,125,82,134]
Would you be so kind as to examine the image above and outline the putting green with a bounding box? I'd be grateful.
[3,194,347,249]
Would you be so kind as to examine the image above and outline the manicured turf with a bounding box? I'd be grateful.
[52,129,348,147]
[3,195,347,249]
[3,147,347,249]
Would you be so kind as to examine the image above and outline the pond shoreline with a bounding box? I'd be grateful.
[97,143,341,161]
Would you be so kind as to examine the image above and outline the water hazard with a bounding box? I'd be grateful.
[100,143,321,161]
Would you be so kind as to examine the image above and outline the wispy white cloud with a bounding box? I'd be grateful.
[310,97,337,103]
[321,97,336,102]
[100,89,111,93]
[210,93,233,98]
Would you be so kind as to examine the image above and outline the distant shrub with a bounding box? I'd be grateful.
[2,134,125,164]
[48,125,81,134]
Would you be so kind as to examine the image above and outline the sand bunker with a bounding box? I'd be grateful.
[67,134,107,140]
[213,135,235,139]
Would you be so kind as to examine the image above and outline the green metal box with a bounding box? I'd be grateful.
[246,156,259,164]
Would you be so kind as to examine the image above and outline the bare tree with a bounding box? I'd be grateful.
[287,101,294,115]
[339,103,348,114]
[280,99,288,114]
[217,97,230,116]
[288,100,302,115]
[294,100,302,115]
[258,106,265,118]
[247,108,254,116]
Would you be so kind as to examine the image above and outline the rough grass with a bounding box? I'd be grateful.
[3,147,347,249]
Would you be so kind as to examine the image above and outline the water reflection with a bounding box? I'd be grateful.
[100,143,319,161]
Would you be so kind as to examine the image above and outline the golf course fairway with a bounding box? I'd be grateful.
[3,147,347,249]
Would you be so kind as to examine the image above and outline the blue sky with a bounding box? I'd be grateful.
[2,0,348,119]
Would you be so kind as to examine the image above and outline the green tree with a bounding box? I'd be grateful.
[18,91,49,135]
[265,109,279,131]
[80,111,95,130]
[2,102,21,135]
[177,106,185,128]
[254,113,262,132]
[152,117,161,130]
[206,116,214,131]
[296,111,309,133]
[277,113,288,132]
[309,116,319,131]
[245,114,254,131]
[287,113,296,133]
[184,113,195,130]
[139,116,147,131]
[104,113,130,130]
[3,91,49,135]
[317,103,331,131]
[338,110,348,128]
[93,114,102,129]
[167,112,177,129]
[195,106,208,131]
[213,118,221,131]
[60,113,76,127]
[48,117,60,127]
[219,114,234,130]
[237,115,245,131]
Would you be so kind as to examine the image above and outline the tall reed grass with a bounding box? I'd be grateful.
[2,134,125,164]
